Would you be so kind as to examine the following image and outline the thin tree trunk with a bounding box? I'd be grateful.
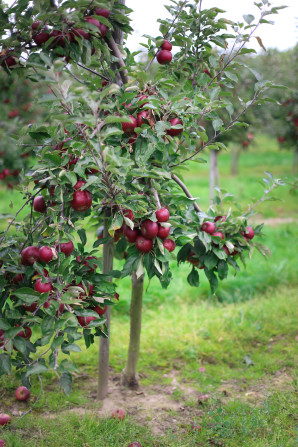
[293,145,298,174]
[231,145,242,176]
[97,0,125,400]
[121,271,144,389]
[210,150,219,203]
[97,209,114,400]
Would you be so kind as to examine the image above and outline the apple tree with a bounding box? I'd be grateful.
[0,0,286,401]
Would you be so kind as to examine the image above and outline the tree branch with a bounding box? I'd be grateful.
[106,36,128,85]
[171,173,202,212]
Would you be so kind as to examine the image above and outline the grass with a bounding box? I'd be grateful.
[0,134,297,446]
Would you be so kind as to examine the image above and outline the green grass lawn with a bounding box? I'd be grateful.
[0,134,297,446]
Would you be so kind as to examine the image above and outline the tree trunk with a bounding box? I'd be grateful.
[97,0,125,401]
[121,271,144,389]
[97,209,114,400]
[231,145,242,176]
[210,150,219,203]
[293,145,298,174]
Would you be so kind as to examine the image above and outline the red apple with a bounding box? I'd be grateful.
[122,115,137,134]
[141,220,158,239]
[161,40,172,51]
[21,246,40,266]
[198,394,209,405]
[212,231,224,240]
[167,118,183,137]
[156,208,170,222]
[13,274,24,285]
[0,438,6,446]
[74,180,86,190]
[8,108,19,118]
[157,225,170,240]
[190,424,202,432]
[156,50,172,65]
[70,190,92,211]
[241,226,254,240]
[201,221,216,234]
[163,239,176,252]
[136,110,149,128]
[123,209,134,220]
[77,316,96,327]
[23,302,38,313]
[137,94,149,108]
[34,278,53,294]
[33,32,50,46]
[123,225,139,243]
[71,28,90,40]
[0,414,11,426]
[33,196,47,213]
[277,136,285,143]
[39,246,54,263]
[1,55,17,68]
[93,305,107,316]
[58,240,74,256]
[214,215,226,223]
[111,408,125,420]
[16,326,32,340]
[114,292,119,300]
[15,386,30,402]
[223,246,229,256]
[32,20,42,30]
[135,236,153,253]
[128,133,137,144]
[94,8,111,18]
[49,30,72,47]
[85,16,107,38]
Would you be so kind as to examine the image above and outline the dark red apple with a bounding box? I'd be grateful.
[94,8,111,18]
[77,316,96,327]
[0,438,6,446]
[198,394,209,405]
[163,239,175,252]
[71,28,90,40]
[49,30,72,47]
[23,302,38,312]
[201,221,216,234]
[277,136,285,143]
[39,246,54,263]
[241,226,254,240]
[58,240,74,256]
[70,190,92,211]
[167,118,183,137]
[123,209,134,220]
[111,408,125,420]
[8,108,19,118]
[114,292,119,300]
[123,225,139,243]
[214,215,226,223]
[135,236,153,253]
[136,110,149,128]
[93,305,107,316]
[15,386,30,401]
[128,133,137,144]
[21,246,40,266]
[74,180,86,190]
[13,274,24,285]
[141,220,158,239]
[32,20,42,30]
[33,196,47,213]
[85,16,107,38]
[156,50,172,65]
[161,40,172,51]
[33,32,50,46]
[156,208,170,222]
[16,326,32,340]
[1,55,17,68]
[0,414,11,426]
[122,115,137,134]
[34,278,53,294]
[223,246,229,256]
[157,225,170,240]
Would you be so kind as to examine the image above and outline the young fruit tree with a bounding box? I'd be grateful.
[0,0,286,408]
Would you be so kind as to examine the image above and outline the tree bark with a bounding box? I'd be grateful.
[210,150,219,203]
[121,271,144,389]
[293,145,298,174]
[97,209,114,400]
[231,145,242,176]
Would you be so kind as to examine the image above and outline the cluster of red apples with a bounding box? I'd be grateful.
[119,207,176,254]
[1,8,110,68]
[156,39,173,65]
[0,386,30,446]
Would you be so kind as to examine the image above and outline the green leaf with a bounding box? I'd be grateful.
[62,343,82,353]
[204,253,218,270]
[13,337,27,353]
[187,268,199,287]
[0,354,11,374]
[243,14,254,24]
[204,269,218,293]
[26,362,48,376]
[14,288,41,303]
[78,229,87,247]
[41,316,54,334]
[60,371,72,395]
[0,319,11,330]
[218,260,228,280]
